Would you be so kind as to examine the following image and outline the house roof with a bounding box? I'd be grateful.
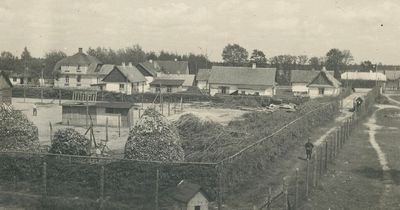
[138,60,189,75]
[62,102,135,109]
[149,79,185,86]
[157,74,195,87]
[102,65,146,83]
[341,72,386,81]
[308,70,341,88]
[196,69,211,81]
[96,64,116,75]
[0,71,13,89]
[53,50,102,74]
[378,70,400,80]
[290,70,319,83]
[170,180,209,203]
[208,66,276,86]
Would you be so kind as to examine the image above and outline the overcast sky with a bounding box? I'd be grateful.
[1,0,400,64]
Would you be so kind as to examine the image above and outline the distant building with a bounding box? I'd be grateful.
[0,71,13,105]
[196,69,211,91]
[290,70,320,96]
[341,71,386,88]
[208,65,276,96]
[9,71,38,86]
[378,70,400,90]
[156,74,195,91]
[101,63,146,94]
[61,102,135,127]
[53,48,111,89]
[149,79,185,93]
[161,180,210,210]
[308,70,341,98]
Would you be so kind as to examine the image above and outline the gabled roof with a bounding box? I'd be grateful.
[290,70,319,83]
[54,49,102,74]
[196,69,211,81]
[0,71,13,89]
[208,66,276,86]
[308,70,341,88]
[170,180,209,203]
[157,74,195,87]
[96,64,116,75]
[138,60,189,75]
[341,72,386,81]
[149,79,185,86]
[102,65,146,83]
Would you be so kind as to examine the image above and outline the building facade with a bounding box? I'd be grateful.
[308,70,342,98]
[102,64,146,95]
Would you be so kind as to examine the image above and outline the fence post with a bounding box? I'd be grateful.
[325,140,328,173]
[319,147,323,176]
[283,177,288,210]
[49,122,53,144]
[313,150,318,187]
[118,115,121,137]
[105,117,109,142]
[58,89,61,105]
[217,164,223,210]
[267,187,272,210]
[155,168,160,210]
[100,165,104,201]
[139,108,141,118]
[295,168,299,210]
[306,159,309,198]
[180,97,183,112]
[42,161,47,196]
[168,101,170,116]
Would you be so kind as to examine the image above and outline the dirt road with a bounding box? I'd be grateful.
[301,94,400,209]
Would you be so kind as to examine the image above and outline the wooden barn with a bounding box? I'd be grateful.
[0,71,13,105]
[61,102,135,127]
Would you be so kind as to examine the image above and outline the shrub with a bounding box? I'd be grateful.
[124,108,184,161]
[49,128,90,156]
[0,104,39,152]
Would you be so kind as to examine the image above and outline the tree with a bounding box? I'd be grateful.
[269,54,297,85]
[308,57,320,70]
[0,51,17,70]
[221,43,248,66]
[250,49,267,66]
[20,47,32,66]
[360,60,374,72]
[325,48,345,79]
[297,55,308,65]
[342,50,354,65]
[44,50,67,77]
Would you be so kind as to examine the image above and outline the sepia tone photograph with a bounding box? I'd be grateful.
[0,0,399,209]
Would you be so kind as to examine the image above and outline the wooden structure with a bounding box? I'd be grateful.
[0,71,13,105]
[308,69,341,98]
[162,180,210,210]
[72,90,98,101]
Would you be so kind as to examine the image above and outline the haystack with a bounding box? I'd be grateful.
[50,128,90,156]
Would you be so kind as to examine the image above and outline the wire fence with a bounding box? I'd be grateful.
[0,87,380,209]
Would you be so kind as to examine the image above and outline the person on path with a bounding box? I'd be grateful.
[32,104,37,116]
[304,138,314,160]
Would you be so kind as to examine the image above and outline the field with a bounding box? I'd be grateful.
[11,97,249,155]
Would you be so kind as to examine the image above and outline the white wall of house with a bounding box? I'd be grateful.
[143,76,154,92]
[292,83,309,95]
[309,87,340,98]
[209,84,275,96]
[197,80,209,90]
[10,77,36,86]
[186,192,208,210]
[61,65,88,74]
[54,75,99,88]
[104,82,145,95]
[149,86,182,93]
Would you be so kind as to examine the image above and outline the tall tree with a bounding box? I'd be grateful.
[20,47,32,67]
[221,43,248,66]
[325,48,345,79]
[297,55,308,65]
[250,49,267,66]
[308,56,320,70]
[360,60,374,72]
[0,51,17,70]
[44,50,67,77]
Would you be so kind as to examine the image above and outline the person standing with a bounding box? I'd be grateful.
[32,104,37,116]
[304,138,314,160]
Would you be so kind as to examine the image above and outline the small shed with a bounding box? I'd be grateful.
[61,102,135,127]
[308,70,341,98]
[0,71,13,105]
[149,79,185,93]
[162,180,210,210]
[290,70,319,96]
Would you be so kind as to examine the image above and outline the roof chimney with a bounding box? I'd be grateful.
[122,62,125,67]
[252,63,256,69]
[128,62,132,67]
[78,48,83,53]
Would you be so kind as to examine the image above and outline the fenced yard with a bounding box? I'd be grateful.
[1,87,379,209]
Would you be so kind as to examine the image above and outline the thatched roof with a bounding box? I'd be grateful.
[196,69,211,81]
[208,66,276,86]
[138,60,189,75]
[53,48,102,73]
[308,70,341,88]
[149,79,185,86]
[290,70,319,83]
[341,72,386,81]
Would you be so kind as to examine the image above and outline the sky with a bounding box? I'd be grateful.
[1,0,400,64]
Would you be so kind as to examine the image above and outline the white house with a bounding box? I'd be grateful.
[308,70,342,98]
[208,65,276,96]
[290,70,320,96]
[163,180,209,210]
[341,71,386,89]
[53,48,112,89]
[149,79,185,93]
[101,63,146,95]
[156,74,195,91]
[196,69,211,91]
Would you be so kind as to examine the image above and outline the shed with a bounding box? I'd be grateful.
[308,70,341,98]
[290,70,320,96]
[0,71,13,105]
[149,79,185,93]
[61,102,135,127]
[162,180,210,210]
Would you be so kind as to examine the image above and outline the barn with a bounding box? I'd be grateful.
[161,180,210,210]
[61,102,135,127]
[308,70,342,98]
[0,71,13,105]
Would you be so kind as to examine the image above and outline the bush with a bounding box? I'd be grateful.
[49,128,90,156]
[0,104,39,152]
[124,108,184,161]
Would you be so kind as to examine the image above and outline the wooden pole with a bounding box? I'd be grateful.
[217,164,223,210]
[41,87,43,103]
[283,177,288,210]
[180,97,183,112]
[325,140,328,173]
[319,147,323,176]
[313,150,318,187]
[168,101,170,116]
[155,168,159,210]
[267,187,272,210]
[118,115,121,137]
[138,108,141,118]
[58,89,61,105]
[295,168,299,210]
[23,84,26,102]
[49,122,53,144]
[100,165,104,201]
[42,161,47,196]
[105,117,109,143]
[306,159,309,198]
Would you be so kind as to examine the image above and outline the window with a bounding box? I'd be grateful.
[119,84,125,90]
[77,75,81,83]
[155,87,161,92]
[221,87,228,94]
[65,75,69,83]
[318,88,325,95]
[241,90,246,95]
[12,77,16,82]
[195,206,201,210]
[167,87,172,93]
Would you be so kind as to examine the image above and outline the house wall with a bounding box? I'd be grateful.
[105,82,145,95]
[0,88,12,105]
[54,75,98,89]
[209,84,274,96]
[186,192,209,210]
[309,87,340,98]
[385,80,399,90]
[144,76,154,92]
[292,83,309,95]
[149,85,182,93]
[197,80,209,90]
[10,77,37,86]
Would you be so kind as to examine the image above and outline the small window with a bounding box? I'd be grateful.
[318,88,325,95]
[119,84,125,90]
[77,75,81,82]
[13,77,16,82]
[167,87,172,93]
[65,75,69,83]
[156,87,161,92]
[195,206,201,210]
